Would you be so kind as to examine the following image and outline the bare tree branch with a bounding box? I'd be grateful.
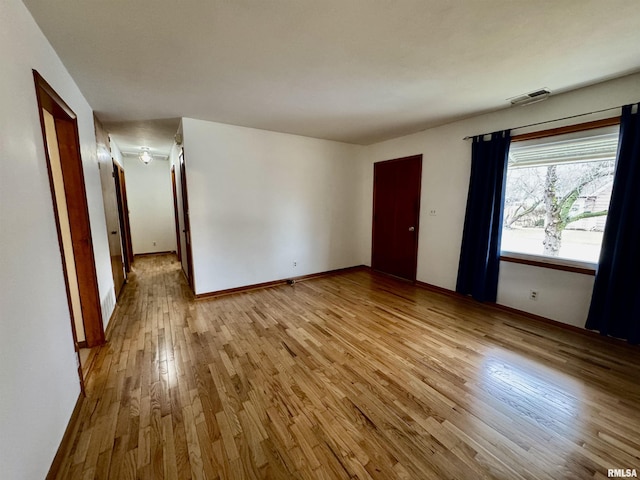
[505,199,542,228]
[566,209,608,225]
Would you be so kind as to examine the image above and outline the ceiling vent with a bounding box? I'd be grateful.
[509,88,551,107]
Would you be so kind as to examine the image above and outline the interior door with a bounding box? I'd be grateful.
[179,150,195,290]
[171,165,182,262]
[95,117,125,296]
[34,71,105,353]
[372,155,422,281]
[113,162,134,272]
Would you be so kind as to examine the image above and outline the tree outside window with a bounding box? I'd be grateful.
[501,126,619,264]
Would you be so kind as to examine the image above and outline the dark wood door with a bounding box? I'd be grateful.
[372,155,422,281]
[171,166,182,262]
[114,162,134,272]
[55,117,105,347]
[34,70,106,354]
[179,150,195,290]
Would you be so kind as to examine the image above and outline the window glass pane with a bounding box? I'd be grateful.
[502,126,619,264]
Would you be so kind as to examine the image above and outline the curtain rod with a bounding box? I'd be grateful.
[462,105,623,141]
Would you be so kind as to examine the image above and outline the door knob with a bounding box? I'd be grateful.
[408,226,415,232]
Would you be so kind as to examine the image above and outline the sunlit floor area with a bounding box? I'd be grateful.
[53,254,640,479]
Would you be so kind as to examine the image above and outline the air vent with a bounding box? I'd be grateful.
[101,288,115,328]
[509,88,551,107]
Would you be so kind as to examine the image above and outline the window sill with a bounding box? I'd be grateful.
[500,252,596,276]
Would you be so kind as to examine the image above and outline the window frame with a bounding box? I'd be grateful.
[500,116,620,275]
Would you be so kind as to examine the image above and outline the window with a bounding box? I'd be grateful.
[501,124,619,267]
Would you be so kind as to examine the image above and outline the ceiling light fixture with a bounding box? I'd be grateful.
[139,147,153,165]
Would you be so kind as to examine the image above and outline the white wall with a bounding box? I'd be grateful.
[110,137,124,167]
[123,156,177,254]
[496,263,595,328]
[182,118,362,294]
[0,1,115,478]
[357,73,640,327]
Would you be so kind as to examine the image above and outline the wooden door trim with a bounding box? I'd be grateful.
[409,156,422,281]
[56,115,104,347]
[171,165,182,262]
[34,71,105,349]
[33,72,85,393]
[34,71,77,120]
[113,162,134,272]
[34,71,106,397]
[179,149,195,291]
[371,154,422,282]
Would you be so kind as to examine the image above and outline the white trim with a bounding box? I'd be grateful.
[508,126,619,167]
[500,250,597,271]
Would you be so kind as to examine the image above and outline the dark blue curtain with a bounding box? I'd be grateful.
[456,130,510,302]
[586,104,640,344]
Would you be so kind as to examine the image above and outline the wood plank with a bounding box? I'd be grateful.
[48,254,640,479]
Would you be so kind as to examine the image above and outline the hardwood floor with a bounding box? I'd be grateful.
[53,254,640,479]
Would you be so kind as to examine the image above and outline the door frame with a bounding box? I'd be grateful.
[34,71,105,388]
[113,161,134,273]
[371,154,423,282]
[179,149,195,291]
[95,117,126,298]
[171,165,182,262]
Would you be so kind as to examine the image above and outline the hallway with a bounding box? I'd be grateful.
[52,255,640,479]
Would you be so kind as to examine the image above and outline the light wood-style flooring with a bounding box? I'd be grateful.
[53,254,640,479]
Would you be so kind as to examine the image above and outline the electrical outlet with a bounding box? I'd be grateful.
[293,261,297,267]
[153,241,157,246]
[529,290,538,301]
[429,209,437,216]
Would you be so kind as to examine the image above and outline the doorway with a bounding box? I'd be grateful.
[113,161,134,273]
[95,116,126,297]
[171,165,182,262]
[179,150,195,290]
[34,71,105,389]
[371,154,422,281]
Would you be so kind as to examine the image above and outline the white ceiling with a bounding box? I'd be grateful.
[23,0,640,154]
[106,119,180,159]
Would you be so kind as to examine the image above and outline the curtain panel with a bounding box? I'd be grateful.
[586,103,640,344]
[456,130,511,302]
